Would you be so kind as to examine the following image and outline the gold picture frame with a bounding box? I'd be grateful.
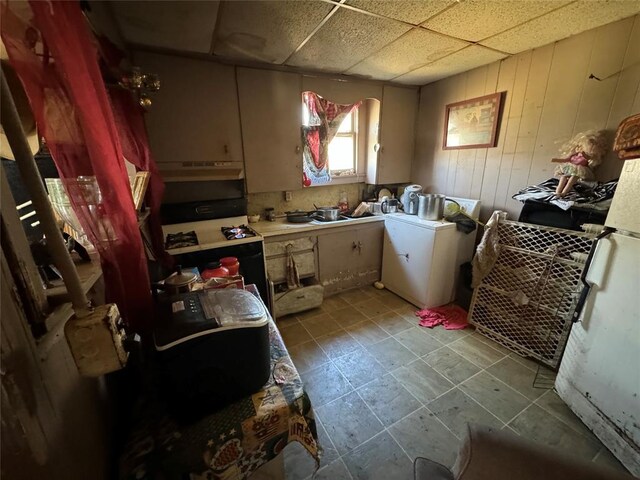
[130,171,150,211]
[443,92,505,150]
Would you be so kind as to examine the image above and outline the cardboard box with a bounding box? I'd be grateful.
[203,275,245,291]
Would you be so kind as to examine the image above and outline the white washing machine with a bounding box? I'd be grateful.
[381,197,481,309]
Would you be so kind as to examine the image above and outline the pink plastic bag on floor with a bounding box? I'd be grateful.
[416,305,469,330]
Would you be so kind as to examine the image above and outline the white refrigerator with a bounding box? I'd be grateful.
[555,158,640,475]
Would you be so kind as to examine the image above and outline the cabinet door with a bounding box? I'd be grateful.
[355,223,384,286]
[378,86,417,184]
[237,68,302,193]
[136,52,243,166]
[318,229,358,295]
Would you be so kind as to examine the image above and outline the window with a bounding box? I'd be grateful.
[329,110,358,177]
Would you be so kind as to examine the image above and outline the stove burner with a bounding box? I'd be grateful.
[221,224,257,240]
[165,231,198,249]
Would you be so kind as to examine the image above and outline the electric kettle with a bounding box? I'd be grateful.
[401,184,422,215]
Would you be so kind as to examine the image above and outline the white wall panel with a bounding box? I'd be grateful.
[412,15,638,220]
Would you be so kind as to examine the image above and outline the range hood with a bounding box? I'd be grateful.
[158,161,244,182]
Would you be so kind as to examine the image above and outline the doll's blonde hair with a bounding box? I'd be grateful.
[558,130,608,168]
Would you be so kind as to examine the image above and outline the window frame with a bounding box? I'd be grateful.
[329,109,358,177]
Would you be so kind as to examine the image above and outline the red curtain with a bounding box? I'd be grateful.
[109,88,171,266]
[302,91,360,186]
[1,0,152,331]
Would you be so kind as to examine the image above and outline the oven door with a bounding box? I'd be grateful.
[170,241,268,304]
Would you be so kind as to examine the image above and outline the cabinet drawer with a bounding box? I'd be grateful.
[264,237,315,257]
[274,284,324,318]
[266,251,315,283]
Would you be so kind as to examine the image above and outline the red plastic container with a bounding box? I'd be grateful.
[201,262,230,280]
[220,257,240,276]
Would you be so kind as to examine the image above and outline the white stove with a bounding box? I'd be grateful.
[162,215,263,256]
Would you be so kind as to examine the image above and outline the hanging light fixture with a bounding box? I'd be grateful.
[118,67,160,109]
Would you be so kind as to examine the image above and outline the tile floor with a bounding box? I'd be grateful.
[276,286,629,479]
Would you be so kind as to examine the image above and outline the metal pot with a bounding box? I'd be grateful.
[159,265,198,295]
[313,206,340,221]
[418,194,446,220]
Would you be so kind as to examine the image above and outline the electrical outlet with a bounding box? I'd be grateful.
[284,191,292,202]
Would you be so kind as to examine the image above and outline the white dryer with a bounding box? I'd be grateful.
[381,197,481,309]
[382,214,457,309]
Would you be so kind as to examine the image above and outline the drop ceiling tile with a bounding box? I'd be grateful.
[346,0,455,25]
[287,8,411,73]
[111,1,220,53]
[482,0,640,54]
[214,1,334,64]
[347,29,469,81]
[393,46,507,85]
[423,0,572,42]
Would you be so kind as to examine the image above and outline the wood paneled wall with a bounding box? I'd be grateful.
[412,15,640,220]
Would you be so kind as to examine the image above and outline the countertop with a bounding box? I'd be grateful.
[252,215,385,238]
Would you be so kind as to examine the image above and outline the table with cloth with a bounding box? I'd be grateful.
[120,286,319,479]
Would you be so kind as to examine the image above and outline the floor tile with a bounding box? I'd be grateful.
[427,388,504,438]
[329,306,369,328]
[357,374,422,426]
[389,407,460,468]
[343,431,413,480]
[469,331,513,356]
[593,447,630,473]
[486,356,548,401]
[417,325,472,345]
[316,418,339,467]
[392,359,454,403]
[301,363,352,407]
[508,352,540,372]
[313,458,353,480]
[382,293,414,311]
[346,320,389,346]
[509,404,602,461]
[422,346,481,385]
[333,347,388,388]
[459,371,530,423]
[276,314,299,328]
[353,298,392,318]
[371,310,414,335]
[367,337,418,370]
[534,390,596,438]
[448,334,506,368]
[317,391,384,455]
[288,340,330,374]
[296,307,325,321]
[300,313,342,338]
[393,327,443,357]
[322,295,350,312]
[279,322,313,347]
[339,288,373,305]
[316,329,361,358]
[283,441,317,479]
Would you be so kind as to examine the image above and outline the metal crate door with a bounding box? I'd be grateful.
[468,221,595,369]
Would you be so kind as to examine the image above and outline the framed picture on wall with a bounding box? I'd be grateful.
[443,92,505,150]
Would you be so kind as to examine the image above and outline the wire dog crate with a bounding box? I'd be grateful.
[468,219,596,369]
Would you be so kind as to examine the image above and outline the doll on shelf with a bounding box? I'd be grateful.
[551,130,608,196]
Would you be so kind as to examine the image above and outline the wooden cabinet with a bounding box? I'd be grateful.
[264,235,317,284]
[237,68,303,193]
[368,85,418,185]
[318,222,384,296]
[135,52,243,168]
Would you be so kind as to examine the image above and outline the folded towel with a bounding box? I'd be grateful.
[285,244,301,290]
